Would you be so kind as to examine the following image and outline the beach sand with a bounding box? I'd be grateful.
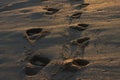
[0,0,120,80]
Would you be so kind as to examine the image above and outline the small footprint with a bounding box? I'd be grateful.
[74,3,89,10]
[64,58,89,72]
[29,55,50,66]
[43,7,60,15]
[69,24,89,31]
[68,12,82,24]
[70,37,90,46]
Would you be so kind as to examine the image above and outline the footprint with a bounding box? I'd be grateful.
[43,7,60,15]
[29,55,50,67]
[70,37,90,46]
[72,59,89,67]
[69,24,89,31]
[26,28,43,36]
[64,58,89,72]
[25,28,50,43]
[68,12,82,24]
[74,3,89,10]
[70,12,82,19]
[24,63,41,76]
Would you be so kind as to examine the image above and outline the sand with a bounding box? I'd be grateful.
[0,0,120,80]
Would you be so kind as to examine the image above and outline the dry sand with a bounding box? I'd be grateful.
[0,0,120,80]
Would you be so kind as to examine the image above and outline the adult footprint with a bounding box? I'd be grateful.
[72,58,89,67]
[43,7,60,15]
[69,23,89,31]
[25,28,50,43]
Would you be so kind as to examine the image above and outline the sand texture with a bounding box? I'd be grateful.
[0,0,120,80]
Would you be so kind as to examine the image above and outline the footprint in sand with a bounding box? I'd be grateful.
[74,3,89,10]
[70,37,90,46]
[25,28,50,43]
[43,7,60,15]
[63,58,90,72]
[24,55,50,76]
[69,23,89,31]
[24,63,41,76]
[68,12,82,24]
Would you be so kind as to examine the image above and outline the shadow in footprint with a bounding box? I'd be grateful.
[43,7,60,15]
[74,3,89,10]
[70,24,89,31]
[72,59,89,67]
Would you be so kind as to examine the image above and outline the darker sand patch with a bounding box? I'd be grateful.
[28,12,45,19]
[0,0,48,12]
[20,9,31,13]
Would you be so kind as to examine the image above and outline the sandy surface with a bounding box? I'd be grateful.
[0,0,120,80]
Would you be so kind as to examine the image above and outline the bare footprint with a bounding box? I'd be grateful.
[70,37,90,46]
[74,3,89,10]
[25,28,50,43]
[24,55,50,76]
[43,7,60,15]
[72,59,89,67]
[68,12,82,24]
[69,24,89,31]
[64,58,89,72]
[29,55,50,66]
